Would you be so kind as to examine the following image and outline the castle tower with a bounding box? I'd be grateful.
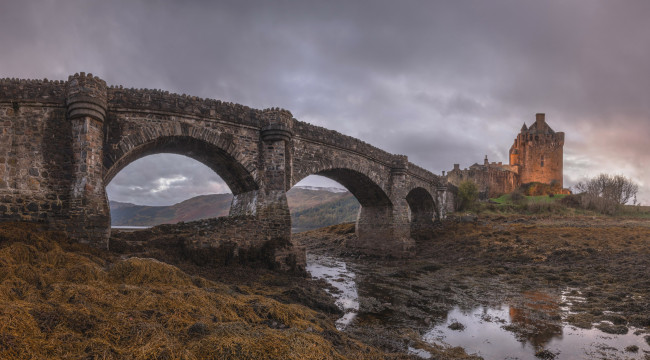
[508,113,564,187]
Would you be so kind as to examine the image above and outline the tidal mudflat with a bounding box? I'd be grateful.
[297,215,650,359]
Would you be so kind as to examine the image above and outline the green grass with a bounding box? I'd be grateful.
[614,205,650,219]
[491,194,567,205]
[484,193,650,218]
[527,194,567,203]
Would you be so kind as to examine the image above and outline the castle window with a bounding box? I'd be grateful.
[541,155,545,167]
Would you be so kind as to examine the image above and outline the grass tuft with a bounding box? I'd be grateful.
[0,222,398,359]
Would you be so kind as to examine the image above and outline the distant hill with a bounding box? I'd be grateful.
[109,194,233,226]
[290,194,359,231]
[110,186,360,231]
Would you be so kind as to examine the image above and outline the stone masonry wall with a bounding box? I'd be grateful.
[517,134,564,187]
[0,78,71,224]
[66,74,111,247]
[1,74,450,266]
[447,166,519,199]
[111,216,306,273]
[103,112,261,194]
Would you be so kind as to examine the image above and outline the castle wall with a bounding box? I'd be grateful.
[447,114,565,200]
[447,166,519,199]
[516,133,564,187]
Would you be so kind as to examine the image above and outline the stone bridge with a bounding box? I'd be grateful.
[0,73,449,271]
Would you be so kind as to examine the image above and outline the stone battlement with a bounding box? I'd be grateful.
[107,87,262,128]
[0,78,66,103]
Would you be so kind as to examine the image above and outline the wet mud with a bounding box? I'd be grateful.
[296,216,650,360]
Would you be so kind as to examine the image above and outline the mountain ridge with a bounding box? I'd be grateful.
[110,186,360,231]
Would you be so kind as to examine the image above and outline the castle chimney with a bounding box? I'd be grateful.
[535,113,545,127]
[453,164,460,171]
[484,155,488,166]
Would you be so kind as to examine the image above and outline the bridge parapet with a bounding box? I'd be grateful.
[407,162,442,185]
[293,120,398,166]
[107,87,262,128]
[0,78,66,104]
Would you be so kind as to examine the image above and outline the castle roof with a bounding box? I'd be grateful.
[527,121,555,134]
[522,114,555,135]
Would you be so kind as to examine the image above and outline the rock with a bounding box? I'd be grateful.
[596,322,628,335]
[459,214,478,223]
[534,349,556,359]
[448,321,465,331]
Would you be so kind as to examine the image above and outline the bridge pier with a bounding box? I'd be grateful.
[348,156,416,258]
[409,210,437,241]
[436,186,448,220]
[229,189,292,243]
[353,204,414,257]
[227,109,305,271]
[66,73,111,248]
[228,189,304,271]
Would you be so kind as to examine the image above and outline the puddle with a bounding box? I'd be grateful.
[407,346,433,359]
[306,253,649,359]
[306,253,359,330]
[421,290,650,360]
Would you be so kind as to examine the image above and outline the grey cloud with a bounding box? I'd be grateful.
[106,154,229,206]
[2,0,649,204]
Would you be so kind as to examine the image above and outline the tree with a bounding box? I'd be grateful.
[458,180,479,211]
[575,174,638,214]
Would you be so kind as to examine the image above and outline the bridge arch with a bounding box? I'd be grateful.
[104,126,259,195]
[405,187,437,239]
[289,164,417,256]
[311,168,392,208]
[291,157,391,200]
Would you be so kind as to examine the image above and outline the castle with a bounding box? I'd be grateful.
[447,113,564,198]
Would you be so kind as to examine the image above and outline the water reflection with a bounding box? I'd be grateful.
[508,291,563,348]
[306,253,359,330]
[423,305,537,359]
[422,290,650,360]
[304,253,650,359]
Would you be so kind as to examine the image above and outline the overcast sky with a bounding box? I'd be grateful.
[2,0,649,206]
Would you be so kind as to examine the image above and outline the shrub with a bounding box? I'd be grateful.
[457,181,479,211]
[575,174,638,214]
[509,189,526,205]
[559,194,582,208]
[521,181,563,196]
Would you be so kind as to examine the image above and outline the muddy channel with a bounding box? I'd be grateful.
[299,218,650,360]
